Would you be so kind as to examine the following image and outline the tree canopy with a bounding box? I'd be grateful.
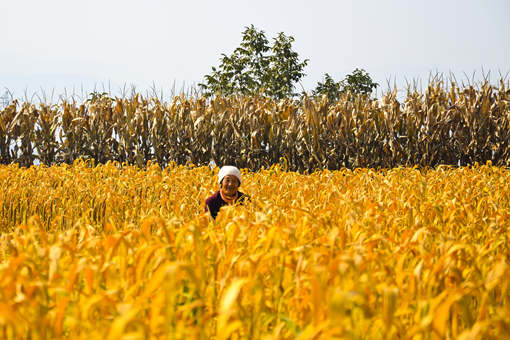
[199,25,308,99]
[312,69,379,101]
[200,25,378,100]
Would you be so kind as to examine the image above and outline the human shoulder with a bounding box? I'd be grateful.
[205,191,222,205]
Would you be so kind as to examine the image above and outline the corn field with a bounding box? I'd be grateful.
[0,162,509,339]
[1,80,510,171]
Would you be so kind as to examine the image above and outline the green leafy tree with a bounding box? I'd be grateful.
[311,73,343,101]
[343,68,379,95]
[312,68,379,100]
[199,25,308,99]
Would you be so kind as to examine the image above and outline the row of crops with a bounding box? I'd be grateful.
[1,81,509,170]
[0,162,509,338]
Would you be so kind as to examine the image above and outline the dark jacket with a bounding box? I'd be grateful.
[205,191,249,219]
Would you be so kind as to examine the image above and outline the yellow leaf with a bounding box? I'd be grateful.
[54,297,70,337]
[485,259,507,290]
[219,278,247,315]
[106,307,139,340]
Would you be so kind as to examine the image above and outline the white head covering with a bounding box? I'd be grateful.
[218,165,242,185]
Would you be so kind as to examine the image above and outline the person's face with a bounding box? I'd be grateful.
[221,175,240,195]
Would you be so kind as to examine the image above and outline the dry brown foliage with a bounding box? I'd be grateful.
[1,80,509,170]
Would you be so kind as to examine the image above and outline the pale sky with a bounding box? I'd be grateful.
[1,0,509,100]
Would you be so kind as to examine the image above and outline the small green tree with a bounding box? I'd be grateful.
[312,68,379,100]
[343,68,378,95]
[199,25,308,99]
[311,73,343,101]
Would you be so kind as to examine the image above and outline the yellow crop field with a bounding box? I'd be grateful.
[0,161,509,339]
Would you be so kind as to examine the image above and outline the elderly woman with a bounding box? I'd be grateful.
[205,165,249,219]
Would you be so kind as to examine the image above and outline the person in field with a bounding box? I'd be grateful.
[205,165,249,219]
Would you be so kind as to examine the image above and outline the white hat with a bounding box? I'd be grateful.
[218,165,242,185]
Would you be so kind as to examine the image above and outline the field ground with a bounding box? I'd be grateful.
[0,162,509,339]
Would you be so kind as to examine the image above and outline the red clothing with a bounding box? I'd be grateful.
[205,190,248,219]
